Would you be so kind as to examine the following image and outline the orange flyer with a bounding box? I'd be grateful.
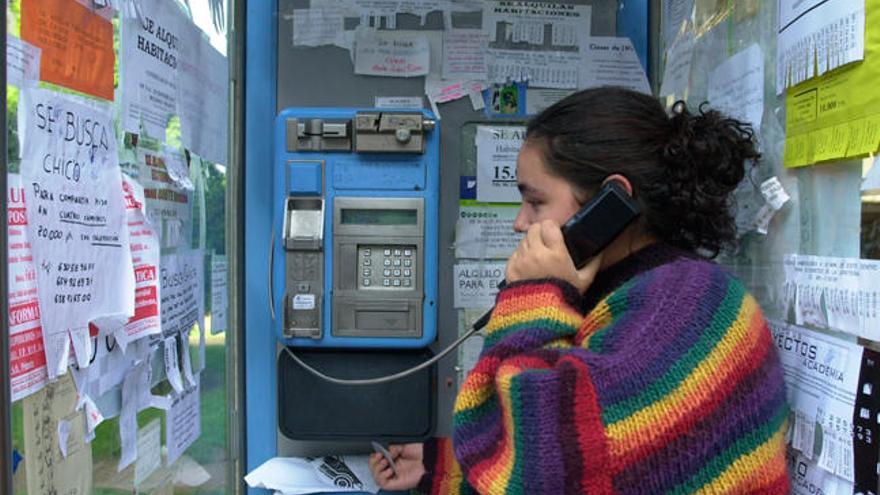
[21,0,115,101]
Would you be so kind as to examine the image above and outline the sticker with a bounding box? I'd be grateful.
[293,294,316,310]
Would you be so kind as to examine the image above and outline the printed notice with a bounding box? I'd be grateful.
[769,320,871,482]
[476,125,525,203]
[19,88,134,378]
[708,44,764,128]
[210,254,228,335]
[177,31,229,165]
[453,262,505,308]
[525,88,573,115]
[455,204,523,259]
[160,250,204,338]
[102,177,161,349]
[121,0,186,139]
[782,254,880,340]
[483,2,590,89]
[166,378,201,465]
[7,174,48,402]
[581,37,650,95]
[355,29,430,77]
[126,148,194,250]
[777,0,865,93]
[789,452,854,495]
[21,0,114,100]
[23,375,93,495]
[6,35,41,88]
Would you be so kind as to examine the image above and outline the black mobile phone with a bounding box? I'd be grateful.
[561,181,641,269]
[470,181,640,332]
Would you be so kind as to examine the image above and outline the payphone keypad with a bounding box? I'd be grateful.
[359,245,416,289]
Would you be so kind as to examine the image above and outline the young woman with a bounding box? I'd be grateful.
[370,87,790,494]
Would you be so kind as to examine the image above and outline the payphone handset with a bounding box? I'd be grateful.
[273,108,439,349]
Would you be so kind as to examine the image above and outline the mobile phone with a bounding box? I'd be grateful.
[371,441,398,477]
[561,181,641,269]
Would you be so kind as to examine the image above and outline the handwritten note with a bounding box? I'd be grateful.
[23,374,93,495]
[291,8,348,49]
[442,29,488,80]
[355,29,430,77]
[7,174,48,402]
[708,44,764,128]
[20,88,134,378]
[160,249,204,338]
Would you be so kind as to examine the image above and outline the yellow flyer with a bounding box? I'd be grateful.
[784,0,880,168]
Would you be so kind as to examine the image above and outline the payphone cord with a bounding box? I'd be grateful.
[283,309,492,386]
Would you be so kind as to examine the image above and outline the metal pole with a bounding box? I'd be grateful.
[0,1,12,493]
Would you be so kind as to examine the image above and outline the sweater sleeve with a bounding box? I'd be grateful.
[450,266,790,494]
[415,437,474,495]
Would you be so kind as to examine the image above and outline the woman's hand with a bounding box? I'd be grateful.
[506,219,603,294]
[368,442,425,491]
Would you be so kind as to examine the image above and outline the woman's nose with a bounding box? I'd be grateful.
[512,209,529,233]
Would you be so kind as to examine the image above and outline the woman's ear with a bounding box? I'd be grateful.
[602,174,633,196]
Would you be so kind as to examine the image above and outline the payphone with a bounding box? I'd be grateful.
[272,109,440,445]
[273,109,439,349]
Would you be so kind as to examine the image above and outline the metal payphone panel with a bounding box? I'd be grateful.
[273,108,439,349]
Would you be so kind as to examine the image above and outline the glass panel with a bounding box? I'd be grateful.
[6,0,236,493]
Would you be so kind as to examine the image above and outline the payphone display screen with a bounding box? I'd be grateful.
[340,208,417,226]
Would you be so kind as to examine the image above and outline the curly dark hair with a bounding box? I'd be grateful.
[525,87,760,258]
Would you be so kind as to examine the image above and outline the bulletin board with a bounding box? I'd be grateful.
[658,0,880,493]
[274,0,628,452]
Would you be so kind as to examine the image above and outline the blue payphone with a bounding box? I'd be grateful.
[272,108,439,349]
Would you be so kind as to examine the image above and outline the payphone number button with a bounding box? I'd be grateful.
[364,259,372,266]
[363,279,371,286]
[384,249,392,256]
[384,259,392,267]
[383,279,391,287]
[363,269,372,276]
[404,249,412,256]
[404,259,412,267]
[403,279,411,287]
[384,269,391,276]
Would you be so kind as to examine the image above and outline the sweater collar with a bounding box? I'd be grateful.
[580,242,697,311]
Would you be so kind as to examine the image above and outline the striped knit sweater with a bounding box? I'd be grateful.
[418,244,790,494]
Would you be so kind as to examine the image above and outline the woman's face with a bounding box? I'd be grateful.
[512,140,583,233]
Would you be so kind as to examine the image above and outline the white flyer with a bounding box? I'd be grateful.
[177,27,229,165]
[7,174,48,402]
[708,44,764,128]
[789,452,854,495]
[163,335,185,394]
[121,0,187,140]
[210,254,228,334]
[455,204,522,259]
[101,177,162,349]
[782,254,880,340]
[659,30,694,98]
[355,29,430,77]
[776,0,865,93]
[580,37,651,95]
[442,29,488,80]
[482,2,590,89]
[453,262,505,308]
[475,125,525,203]
[291,8,348,48]
[19,88,135,378]
[159,249,204,338]
[166,377,201,465]
[525,88,572,115]
[662,0,694,46]
[134,419,162,487]
[769,319,862,481]
[6,35,41,88]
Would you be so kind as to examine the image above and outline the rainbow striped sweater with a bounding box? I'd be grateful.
[418,244,790,494]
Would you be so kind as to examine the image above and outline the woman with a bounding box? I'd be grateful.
[370,87,790,494]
